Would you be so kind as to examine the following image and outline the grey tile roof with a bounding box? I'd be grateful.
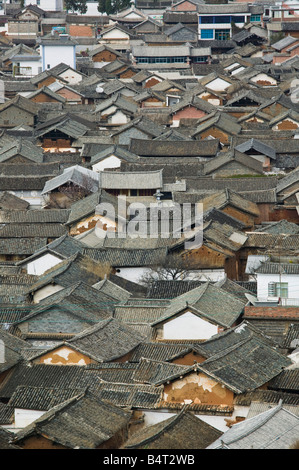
[94,94,139,116]
[207,402,299,449]
[0,402,14,426]
[114,303,168,324]
[41,165,99,195]
[197,3,250,13]
[98,169,163,190]
[66,190,121,226]
[235,138,276,159]
[255,220,299,235]
[0,363,121,399]
[0,305,32,335]
[64,317,146,362]
[197,338,292,394]
[200,219,248,254]
[92,278,132,303]
[170,94,216,115]
[8,385,86,411]
[146,280,204,299]
[110,116,165,139]
[0,162,60,177]
[268,369,299,394]
[132,45,190,58]
[35,114,92,139]
[0,192,29,210]
[0,209,70,224]
[191,113,242,137]
[283,323,299,349]
[27,85,66,103]
[0,224,67,239]
[12,389,131,449]
[0,330,32,373]
[132,357,193,386]
[0,139,44,164]
[124,407,223,449]
[173,176,277,198]
[24,252,109,293]
[203,149,264,175]
[83,246,168,268]
[194,320,276,360]
[201,189,260,218]
[152,282,245,329]
[129,342,193,363]
[129,138,220,157]
[28,280,117,315]
[0,273,37,303]
[0,94,38,116]
[234,389,299,407]
[94,381,163,409]
[276,167,299,194]
[89,145,140,164]
[0,237,48,256]
[85,362,139,384]
[16,234,84,266]
[255,261,299,275]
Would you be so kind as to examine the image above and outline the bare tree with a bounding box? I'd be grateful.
[139,253,198,285]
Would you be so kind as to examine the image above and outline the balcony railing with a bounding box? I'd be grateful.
[258,297,299,306]
[280,298,299,306]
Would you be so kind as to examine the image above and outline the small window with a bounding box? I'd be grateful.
[251,15,261,22]
[201,16,214,24]
[201,29,214,39]
[268,282,288,298]
[215,29,230,41]
[233,16,245,23]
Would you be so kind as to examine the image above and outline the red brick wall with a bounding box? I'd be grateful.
[92,50,118,62]
[56,88,82,103]
[69,24,93,37]
[30,93,58,103]
[172,1,197,11]
[172,106,206,121]
[244,305,299,319]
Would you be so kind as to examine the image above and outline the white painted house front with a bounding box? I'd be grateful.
[24,0,63,11]
[202,77,232,92]
[39,35,77,72]
[162,311,218,340]
[153,308,220,342]
[11,55,42,77]
[25,252,64,276]
[255,261,299,305]
[92,154,123,173]
[198,5,251,41]
[33,284,64,304]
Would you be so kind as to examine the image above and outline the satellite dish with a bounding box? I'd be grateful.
[245,293,258,305]
[96,85,104,93]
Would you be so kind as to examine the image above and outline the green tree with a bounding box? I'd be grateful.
[64,0,88,14]
[97,0,106,13]
[97,0,131,14]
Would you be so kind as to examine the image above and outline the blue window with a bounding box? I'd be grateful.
[201,29,214,39]
[233,15,245,23]
[214,16,231,23]
[215,29,230,40]
[251,14,261,22]
[193,57,208,63]
[201,16,214,24]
